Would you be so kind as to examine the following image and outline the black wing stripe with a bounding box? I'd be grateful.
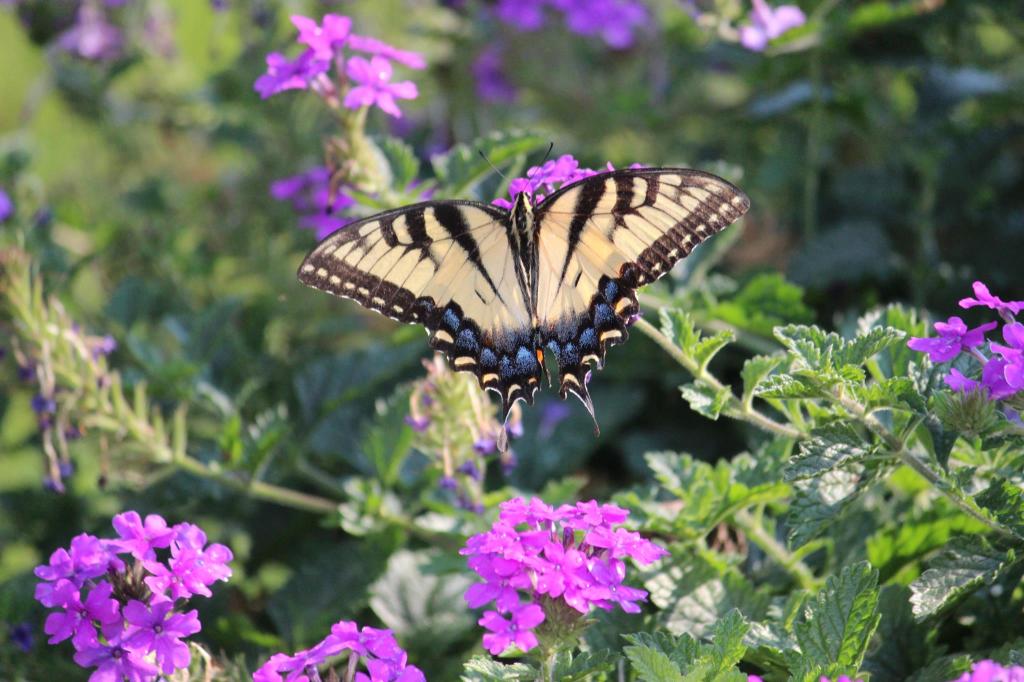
[559,180,606,285]
[432,204,504,303]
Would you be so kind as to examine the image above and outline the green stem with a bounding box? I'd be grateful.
[173,454,339,515]
[827,390,1017,541]
[634,317,802,439]
[733,508,818,591]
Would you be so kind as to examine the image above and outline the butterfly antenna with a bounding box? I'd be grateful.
[540,141,554,166]
[478,150,508,181]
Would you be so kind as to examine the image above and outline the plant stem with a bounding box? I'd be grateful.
[634,317,802,439]
[173,454,339,515]
[733,509,818,591]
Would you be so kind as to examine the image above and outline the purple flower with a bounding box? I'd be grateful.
[462,497,666,654]
[0,188,12,222]
[91,335,117,357]
[254,51,328,99]
[31,394,56,415]
[344,56,419,118]
[404,415,430,432]
[109,511,175,561]
[43,581,121,646]
[479,602,545,655]
[959,281,1024,316]
[738,0,806,52]
[473,48,517,103]
[982,356,1017,400]
[495,0,548,30]
[456,460,483,480]
[34,533,123,587]
[954,660,1024,682]
[271,166,355,240]
[72,631,160,682]
[347,34,427,70]
[990,335,1024,393]
[292,14,352,61]
[124,600,201,675]
[57,3,123,61]
[944,368,980,393]
[9,622,33,652]
[907,316,998,363]
[556,0,648,49]
[472,437,496,455]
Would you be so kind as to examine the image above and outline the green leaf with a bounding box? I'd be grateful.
[460,657,535,681]
[656,568,771,640]
[793,562,881,676]
[756,372,829,400]
[709,273,814,336]
[623,638,684,682]
[376,135,421,190]
[432,130,546,198]
[368,550,475,650]
[740,354,784,407]
[909,537,1016,620]
[866,511,989,583]
[659,308,733,371]
[855,376,923,412]
[705,610,750,670]
[785,422,870,482]
[975,479,1024,539]
[862,585,939,682]
[549,650,617,681]
[835,326,906,367]
[773,324,904,372]
[679,381,732,420]
[787,466,866,548]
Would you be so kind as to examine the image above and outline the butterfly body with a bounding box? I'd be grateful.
[298,168,749,423]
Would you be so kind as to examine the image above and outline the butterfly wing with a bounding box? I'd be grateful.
[298,201,542,414]
[534,168,750,407]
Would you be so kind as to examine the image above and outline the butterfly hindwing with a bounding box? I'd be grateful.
[297,201,542,413]
[534,169,750,405]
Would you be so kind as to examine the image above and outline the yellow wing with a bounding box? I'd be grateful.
[534,169,750,405]
[297,201,542,413]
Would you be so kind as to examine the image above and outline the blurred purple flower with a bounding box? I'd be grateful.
[271,166,355,240]
[0,188,12,222]
[738,0,806,52]
[124,600,200,675]
[959,281,1024,316]
[907,316,997,363]
[945,368,980,393]
[495,0,548,30]
[457,459,483,480]
[344,55,419,118]
[9,622,33,652]
[253,50,328,99]
[91,335,117,357]
[472,436,497,455]
[347,34,427,70]
[538,401,571,438]
[473,47,517,103]
[31,394,56,415]
[57,3,123,61]
[292,13,351,61]
[479,602,545,655]
[404,415,430,432]
[556,0,648,49]
[954,660,1024,682]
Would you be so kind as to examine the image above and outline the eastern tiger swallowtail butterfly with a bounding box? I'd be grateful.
[298,168,749,431]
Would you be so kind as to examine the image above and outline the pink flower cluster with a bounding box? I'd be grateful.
[255,13,423,118]
[461,497,667,655]
[908,281,1024,400]
[253,619,424,682]
[491,154,644,209]
[33,512,232,682]
[953,660,1024,682]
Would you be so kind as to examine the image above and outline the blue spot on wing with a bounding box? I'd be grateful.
[579,328,598,351]
[515,346,537,373]
[456,329,479,353]
[594,303,614,327]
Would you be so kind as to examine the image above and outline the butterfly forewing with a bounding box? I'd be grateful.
[297,201,543,412]
[533,169,750,404]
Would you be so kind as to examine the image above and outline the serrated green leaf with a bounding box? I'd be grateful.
[862,585,939,682]
[432,130,546,198]
[794,562,880,676]
[865,511,989,583]
[756,372,828,399]
[787,466,866,548]
[741,354,784,407]
[659,308,732,371]
[706,609,750,669]
[855,376,923,411]
[549,649,616,681]
[624,640,684,682]
[835,326,906,367]
[785,422,870,482]
[693,329,735,371]
[909,537,1016,620]
[657,569,771,640]
[376,135,421,189]
[460,657,535,681]
[974,479,1024,539]
[680,380,732,420]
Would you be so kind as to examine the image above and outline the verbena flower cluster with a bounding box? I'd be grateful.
[494,0,649,50]
[953,660,1024,682]
[750,677,862,682]
[491,154,644,210]
[253,619,424,682]
[461,497,667,655]
[254,12,424,117]
[33,511,232,681]
[908,281,1023,401]
[407,356,522,513]
[270,166,355,241]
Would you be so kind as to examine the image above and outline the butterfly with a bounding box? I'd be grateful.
[298,167,749,432]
